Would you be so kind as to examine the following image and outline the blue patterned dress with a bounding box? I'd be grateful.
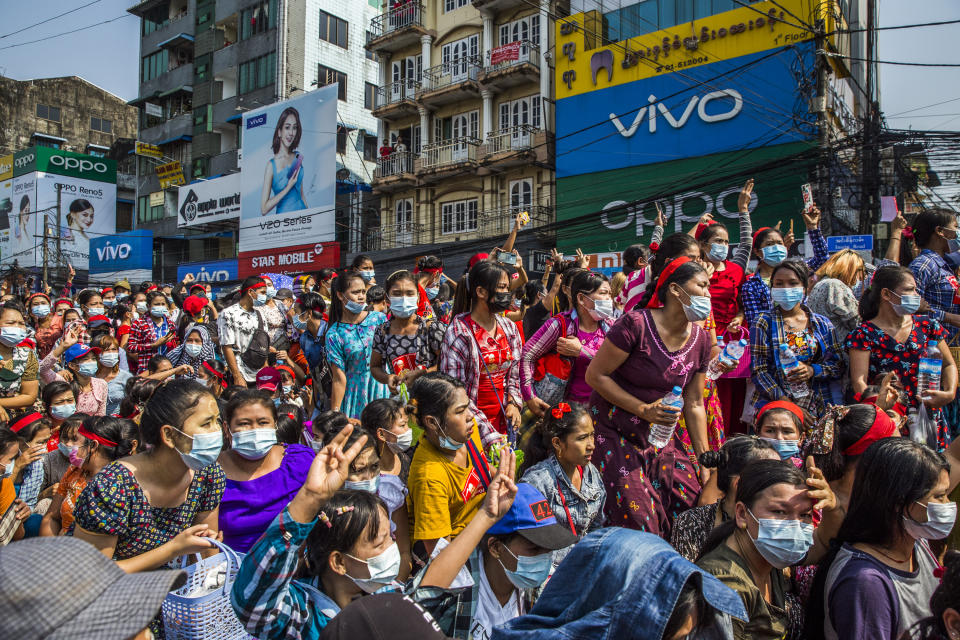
[325,311,390,418]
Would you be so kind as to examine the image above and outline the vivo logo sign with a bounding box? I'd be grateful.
[185,267,231,282]
[95,242,132,262]
[246,113,267,129]
[49,155,109,173]
[609,89,743,137]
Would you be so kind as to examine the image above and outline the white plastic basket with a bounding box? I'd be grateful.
[161,539,250,640]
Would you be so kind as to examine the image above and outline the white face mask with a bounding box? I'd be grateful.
[386,428,414,454]
[344,543,402,593]
[903,501,957,540]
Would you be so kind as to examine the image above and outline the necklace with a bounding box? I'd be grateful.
[865,543,912,566]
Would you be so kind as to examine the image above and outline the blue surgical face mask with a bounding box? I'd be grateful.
[230,428,277,460]
[761,244,788,267]
[345,475,381,493]
[760,437,800,460]
[748,511,814,569]
[86,306,104,317]
[292,315,308,331]
[435,421,464,452]
[253,293,267,307]
[282,384,293,395]
[344,300,366,314]
[265,286,277,299]
[675,286,711,322]
[99,352,120,368]
[708,243,728,262]
[76,361,99,377]
[31,305,51,318]
[425,287,440,300]
[359,270,376,282]
[103,299,117,308]
[0,327,27,347]
[389,296,418,318]
[185,343,203,358]
[50,404,75,420]
[150,305,167,318]
[57,441,78,459]
[891,291,922,316]
[771,287,804,310]
[136,302,148,314]
[499,547,552,590]
[170,427,223,471]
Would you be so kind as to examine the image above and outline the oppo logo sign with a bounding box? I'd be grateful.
[49,154,108,174]
[96,242,132,262]
[14,153,35,169]
[609,89,744,138]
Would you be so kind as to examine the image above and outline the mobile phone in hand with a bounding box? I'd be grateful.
[801,183,814,213]
[499,252,517,266]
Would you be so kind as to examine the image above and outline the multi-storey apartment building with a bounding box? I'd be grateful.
[365,0,558,270]
[128,0,380,279]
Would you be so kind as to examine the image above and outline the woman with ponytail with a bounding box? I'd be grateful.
[585,255,712,536]
[671,436,778,561]
[846,265,956,451]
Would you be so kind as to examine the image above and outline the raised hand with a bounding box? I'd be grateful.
[805,456,837,512]
[302,424,368,503]
[802,206,821,230]
[481,448,518,521]
[654,202,667,228]
[738,179,754,213]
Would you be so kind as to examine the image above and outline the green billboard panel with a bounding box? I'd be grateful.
[556,142,818,255]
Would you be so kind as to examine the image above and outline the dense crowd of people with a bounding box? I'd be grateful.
[2,194,960,640]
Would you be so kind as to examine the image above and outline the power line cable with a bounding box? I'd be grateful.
[0,13,133,51]
[0,0,104,39]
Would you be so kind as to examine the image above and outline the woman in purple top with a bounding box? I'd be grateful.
[217,389,315,553]
[520,271,614,415]
[585,256,712,537]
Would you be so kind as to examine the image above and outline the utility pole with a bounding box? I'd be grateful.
[42,205,49,287]
[814,15,830,233]
[860,0,879,234]
[55,183,63,282]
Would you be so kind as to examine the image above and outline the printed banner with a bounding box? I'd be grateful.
[491,42,521,65]
[238,241,339,278]
[177,173,242,228]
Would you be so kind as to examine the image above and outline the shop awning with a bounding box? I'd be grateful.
[159,85,193,97]
[31,132,67,143]
[155,135,192,146]
[158,33,194,49]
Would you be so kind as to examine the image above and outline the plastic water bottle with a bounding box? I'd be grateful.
[918,340,943,400]
[707,338,748,381]
[649,386,684,449]
[779,344,810,398]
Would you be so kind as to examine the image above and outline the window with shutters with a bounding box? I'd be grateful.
[441,198,478,234]
[444,0,468,13]
[498,96,541,131]
[318,65,348,101]
[498,14,539,45]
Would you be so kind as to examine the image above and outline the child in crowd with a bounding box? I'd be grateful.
[755,400,807,465]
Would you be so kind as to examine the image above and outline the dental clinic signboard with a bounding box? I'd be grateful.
[6,147,117,270]
[88,230,153,285]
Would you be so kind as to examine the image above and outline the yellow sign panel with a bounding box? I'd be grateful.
[555,0,818,100]
[149,191,165,207]
[0,154,11,181]
[136,141,163,158]
[156,161,185,189]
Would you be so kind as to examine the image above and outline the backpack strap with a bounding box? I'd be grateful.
[464,438,492,491]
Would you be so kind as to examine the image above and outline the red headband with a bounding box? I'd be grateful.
[853,391,908,418]
[78,424,118,448]
[753,227,772,242]
[844,406,898,456]
[9,412,43,433]
[646,256,691,308]
[202,362,227,389]
[242,282,267,293]
[756,400,804,426]
[145,285,158,293]
[694,220,719,240]
[55,298,72,308]
[101,287,113,295]
[27,293,49,304]
[414,267,442,275]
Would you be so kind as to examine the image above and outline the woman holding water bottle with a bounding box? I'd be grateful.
[750,259,843,420]
[846,265,957,450]
[585,256,712,536]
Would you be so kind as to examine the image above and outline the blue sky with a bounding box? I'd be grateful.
[1,0,958,130]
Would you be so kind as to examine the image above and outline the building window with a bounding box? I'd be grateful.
[444,0,468,13]
[90,117,112,133]
[241,0,278,40]
[318,9,348,48]
[364,82,377,110]
[363,134,378,161]
[365,31,376,59]
[318,64,347,101]
[336,126,348,154]
[498,95,541,131]
[143,6,170,34]
[441,198,478,234]
[142,50,169,82]
[499,14,540,45]
[138,196,165,223]
[36,104,61,122]
[239,52,276,94]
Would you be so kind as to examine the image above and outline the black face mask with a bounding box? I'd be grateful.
[488,291,513,313]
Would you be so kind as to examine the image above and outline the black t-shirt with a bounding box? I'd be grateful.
[523,302,551,340]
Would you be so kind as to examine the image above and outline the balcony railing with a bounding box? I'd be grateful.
[485,125,539,155]
[479,204,552,236]
[374,152,417,178]
[374,81,420,109]
[484,40,539,73]
[420,138,481,170]
[369,1,423,38]
[422,58,481,92]
[366,222,425,249]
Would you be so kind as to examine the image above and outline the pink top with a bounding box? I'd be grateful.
[568,326,606,402]
[615,268,649,312]
[39,352,108,416]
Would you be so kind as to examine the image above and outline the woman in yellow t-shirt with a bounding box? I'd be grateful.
[407,372,489,557]
[1,426,31,543]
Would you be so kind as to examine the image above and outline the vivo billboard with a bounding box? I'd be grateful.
[88,230,153,284]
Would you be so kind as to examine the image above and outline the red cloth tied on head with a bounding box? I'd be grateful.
[242,281,266,293]
[78,423,118,448]
[753,227,772,242]
[756,400,804,427]
[646,256,691,309]
[694,220,719,240]
[10,412,44,433]
[844,405,898,456]
[468,253,489,269]
[413,266,442,275]
[202,361,228,389]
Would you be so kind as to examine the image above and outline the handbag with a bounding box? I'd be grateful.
[240,311,270,371]
[719,325,752,379]
[161,539,250,640]
[533,315,573,406]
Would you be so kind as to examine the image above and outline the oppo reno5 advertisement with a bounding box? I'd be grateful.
[238,86,337,258]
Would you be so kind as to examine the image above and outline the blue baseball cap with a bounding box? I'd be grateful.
[63,343,92,364]
[487,483,577,550]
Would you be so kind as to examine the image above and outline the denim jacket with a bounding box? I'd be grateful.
[520,456,606,565]
[491,528,747,640]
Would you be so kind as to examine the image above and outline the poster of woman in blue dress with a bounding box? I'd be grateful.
[260,106,308,215]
